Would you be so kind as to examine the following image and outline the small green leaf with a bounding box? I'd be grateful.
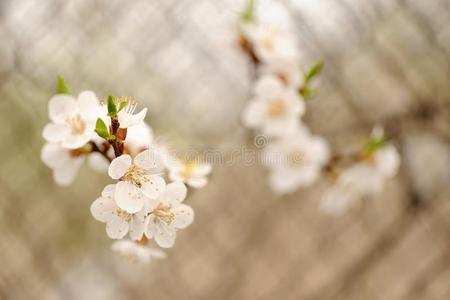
[305,61,323,83]
[241,0,255,22]
[363,136,386,154]
[57,75,71,95]
[117,100,127,113]
[107,96,117,117]
[95,118,109,139]
[300,86,316,100]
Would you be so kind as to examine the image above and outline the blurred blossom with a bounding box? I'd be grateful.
[112,239,166,264]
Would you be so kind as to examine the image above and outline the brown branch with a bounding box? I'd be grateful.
[109,117,124,158]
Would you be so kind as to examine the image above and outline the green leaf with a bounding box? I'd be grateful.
[107,96,117,117]
[300,86,316,100]
[241,0,255,22]
[305,61,323,83]
[57,75,71,95]
[95,118,109,139]
[363,136,386,154]
[117,100,127,113]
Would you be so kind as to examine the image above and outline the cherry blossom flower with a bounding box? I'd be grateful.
[167,159,212,188]
[124,122,154,156]
[262,127,330,195]
[42,91,102,149]
[41,143,84,186]
[111,239,166,264]
[90,184,149,240]
[145,182,194,248]
[108,149,165,213]
[117,100,147,129]
[242,74,305,137]
[242,23,300,65]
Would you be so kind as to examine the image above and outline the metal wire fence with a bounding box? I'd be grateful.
[0,0,449,299]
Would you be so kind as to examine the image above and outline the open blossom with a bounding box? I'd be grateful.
[124,122,154,156]
[43,91,101,149]
[242,23,300,64]
[145,182,194,248]
[41,143,84,186]
[108,149,166,213]
[242,74,305,137]
[117,100,147,128]
[111,239,166,263]
[263,127,330,195]
[167,158,212,188]
[321,142,400,215]
[90,184,148,240]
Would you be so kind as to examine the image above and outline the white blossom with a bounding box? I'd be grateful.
[124,122,154,156]
[108,149,166,213]
[168,159,212,188]
[42,91,102,149]
[242,23,300,65]
[262,127,330,195]
[117,101,147,128]
[242,74,305,137]
[145,182,194,248]
[111,239,166,264]
[41,143,84,186]
[259,61,302,89]
[90,184,148,240]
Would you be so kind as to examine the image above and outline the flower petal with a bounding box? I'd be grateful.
[106,215,129,239]
[108,154,132,179]
[154,224,176,248]
[119,107,147,128]
[129,211,146,241]
[101,184,116,198]
[172,204,194,229]
[187,177,208,188]
[52,157,83,186]
[163,182,187,204]
[88,152,110,173]
[48,94,78,123]
[41,143,71,169]
[42,123,70,143]
[114,181,145,213]
[141,175,165,200]
[77,91,100,121]
[90,196,116,222]
[134,148,164,172]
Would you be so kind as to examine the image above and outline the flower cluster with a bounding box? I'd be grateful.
[41,77,211,263]
[321,127,400,215]
[238,2,330,195]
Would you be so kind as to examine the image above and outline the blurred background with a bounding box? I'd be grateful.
[0,0,449,299]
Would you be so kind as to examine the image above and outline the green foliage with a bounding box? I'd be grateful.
[304,61,323,84]
[57,75,71,95]
[107,96,117,117]
[364,136,386,154]
[241,0,255,22]
[117,100,127,113]
[94,118,109,139]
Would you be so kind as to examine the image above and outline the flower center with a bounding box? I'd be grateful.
[268,98,286,116]
[66,114,86,135]
[288,150,304,166]
[114,208,132,222]
[179,162,196,179]
[122,164,149,187]
[152,204,175,225]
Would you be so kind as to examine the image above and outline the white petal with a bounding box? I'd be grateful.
[115,181,145,213]
[42,123,70,143]
[145,218,156,239]
[192,163,212,177]
[119,108,147,128]
[106,216,129,239]
[374,145,400,178]
[254,75,284,97]
[172,204,194,229]
[108,155,132,179]
[242,100,265,128]
[129,211,146,241]
[41,143,71,169]
[61,129,94,149]
[163,182,187,204]
[88,152,110,173]
[134,148,164,172]
[148,248,167,259]
[141,175,166,199]
[154,224,176,248]
[90,196,116,222]
[77,91,100,121]
[187,177,208,188]
[101,184,116,198]
[52,158,83,186]
[48,94,78,123]
[125,122,154,156]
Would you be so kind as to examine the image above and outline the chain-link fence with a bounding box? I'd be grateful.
[0,0,449,299]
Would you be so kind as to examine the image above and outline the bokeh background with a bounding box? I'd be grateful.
[1,0,450,299]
